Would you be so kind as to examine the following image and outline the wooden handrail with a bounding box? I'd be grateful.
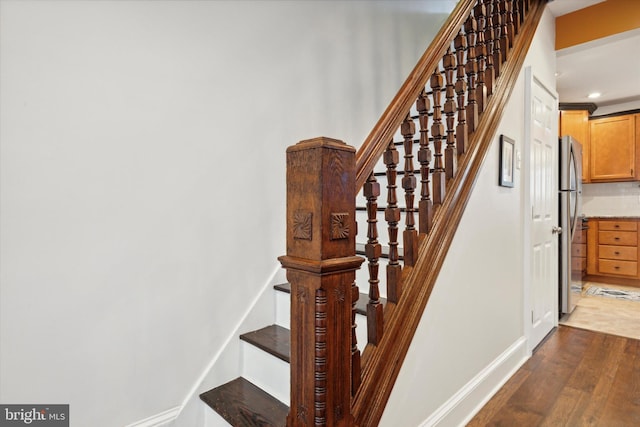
[355,0,476,190]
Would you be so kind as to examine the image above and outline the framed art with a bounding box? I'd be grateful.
[499,135,515,187]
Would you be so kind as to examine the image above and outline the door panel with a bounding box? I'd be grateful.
[529,76,558,348]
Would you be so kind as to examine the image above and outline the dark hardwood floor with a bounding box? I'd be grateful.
[468,325,640,426]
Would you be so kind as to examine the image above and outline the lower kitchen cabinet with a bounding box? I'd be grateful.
[587,218,640,283]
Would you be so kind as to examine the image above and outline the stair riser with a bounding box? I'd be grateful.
[203,404,231,427]
[241,341,290,405]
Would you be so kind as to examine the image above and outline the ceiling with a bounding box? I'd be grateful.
[547,0,640,110]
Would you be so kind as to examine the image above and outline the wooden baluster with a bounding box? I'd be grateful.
[484,0,497,87]
[474,2,488,115]
[513,0,521,34]
[443,48,457,180]
[384,141,402,303]
[454,31,469,155]
[492,0,503,77]
[401,114,418,267]
[504,0,515,48]
[416,90,433,234]
[364,172,383,345]
[520,0,526,18]
[465,14,479,133]
[430,67,446,205]
[279,137,362,427]
[500,0,510,61]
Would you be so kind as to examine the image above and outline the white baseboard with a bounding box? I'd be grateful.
[419,336,529,427]
[125,406,181,427]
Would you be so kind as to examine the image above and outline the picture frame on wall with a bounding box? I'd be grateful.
[499,135,515,188]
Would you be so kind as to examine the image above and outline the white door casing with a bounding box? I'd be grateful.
[523,67,558,352]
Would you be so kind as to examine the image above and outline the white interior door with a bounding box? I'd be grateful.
[527,70,558,349]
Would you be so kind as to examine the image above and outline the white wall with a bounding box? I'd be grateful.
[0,1,455,425]
[379,8,557,427]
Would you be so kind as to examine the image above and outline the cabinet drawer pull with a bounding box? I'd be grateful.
[614,266,620,270]
[615,224,620,228]
[615,251,620,255]
[614,237,620,241]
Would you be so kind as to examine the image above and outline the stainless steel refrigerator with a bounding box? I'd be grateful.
[559,135,583,314]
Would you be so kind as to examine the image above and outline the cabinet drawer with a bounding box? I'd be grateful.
[572,243,587,257]
[598,231,637,246]
[599,221,637,231]
[574,229,587,244]
[599,245,638,261]
[598,259,638,277]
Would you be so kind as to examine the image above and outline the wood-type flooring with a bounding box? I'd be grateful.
[468,325,640,426]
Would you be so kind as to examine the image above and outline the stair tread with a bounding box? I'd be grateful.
[200,377,287,427]
[274,283,386,315]
[240,324,290,363]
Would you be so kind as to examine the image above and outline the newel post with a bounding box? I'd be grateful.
[279,137,363,427]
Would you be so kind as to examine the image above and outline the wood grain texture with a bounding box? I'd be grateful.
[468,326,640,427]
[200,377,288,427]
[240,325,291,363]
[279,138,360,426]
[275,282,386,317]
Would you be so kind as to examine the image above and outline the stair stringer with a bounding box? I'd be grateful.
[173,264,286,427]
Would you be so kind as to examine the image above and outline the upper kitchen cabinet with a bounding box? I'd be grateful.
[559,109,591,182]
[589,114,637,182]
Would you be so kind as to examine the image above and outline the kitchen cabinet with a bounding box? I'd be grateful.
[589,114,637,182]
[560,110,640,183]
[559,110,590,182]
[586,218,640,284]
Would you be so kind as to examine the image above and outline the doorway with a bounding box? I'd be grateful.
[523,67,559,352]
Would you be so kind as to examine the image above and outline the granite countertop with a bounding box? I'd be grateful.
[586,216,640,219]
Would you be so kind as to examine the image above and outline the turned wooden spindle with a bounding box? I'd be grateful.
[492,0,503,76]
[401,114,418,266]
[484,0,497,86]
[454,31,469,155]
[504,0,515,48]
[465,14,479,133]
[384,140,402,303]
[499,0,510,61]
[430,67,446,205]
[416,90,433,234]
[513,0,521,33]
[474,2,489,114]
[364,172,383,345]
[443,48,457,180]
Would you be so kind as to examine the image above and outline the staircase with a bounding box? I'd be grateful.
[199,283,386,426]
[197,0,547,425]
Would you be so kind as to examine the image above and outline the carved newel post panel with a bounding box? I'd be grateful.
[279,137,363,427]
